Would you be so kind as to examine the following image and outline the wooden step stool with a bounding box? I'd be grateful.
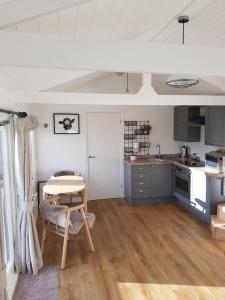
[217,203,225,221]
[211,215,225,241]
[211,203,225,241]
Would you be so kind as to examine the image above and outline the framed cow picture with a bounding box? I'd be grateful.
[53,113,80,134]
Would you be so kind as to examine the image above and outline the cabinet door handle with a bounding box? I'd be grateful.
[137,167,144,170]
[138,175,144,178]
[139,182,144,185]
[139,190,143,193]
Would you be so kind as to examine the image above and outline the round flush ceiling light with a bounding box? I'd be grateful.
[166,15,199,89]
[166,74,199,88]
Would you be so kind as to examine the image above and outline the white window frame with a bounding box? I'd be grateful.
[0,125,18,299]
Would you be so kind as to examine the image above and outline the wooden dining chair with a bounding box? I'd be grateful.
[53,170,81,177]
[40,195,95,270]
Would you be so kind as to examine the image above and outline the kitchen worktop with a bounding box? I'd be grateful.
[124,155,225,178]
[124,154,181,165]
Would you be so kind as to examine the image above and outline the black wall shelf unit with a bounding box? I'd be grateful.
[124,121,151,156]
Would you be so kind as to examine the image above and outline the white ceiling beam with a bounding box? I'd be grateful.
[2,31,225,77]
[14,91,225,106]
[0,0,93,29]
[139,74,157,95]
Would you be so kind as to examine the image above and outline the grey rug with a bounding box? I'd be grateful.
[12,266,59,300]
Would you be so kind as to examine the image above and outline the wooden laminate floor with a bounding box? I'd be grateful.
[43,199,225,300]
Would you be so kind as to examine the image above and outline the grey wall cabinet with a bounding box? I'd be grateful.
[124,163,173,205]
[174,106,201,142]
[205,106,225,147]
[150,164,173,198]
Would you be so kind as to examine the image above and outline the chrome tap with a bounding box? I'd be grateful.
[156,144,161,159]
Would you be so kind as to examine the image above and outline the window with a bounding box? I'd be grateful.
[0,130,10,265]
[0,122,17,298]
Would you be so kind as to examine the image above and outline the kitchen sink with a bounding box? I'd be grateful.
[148,158,164,162]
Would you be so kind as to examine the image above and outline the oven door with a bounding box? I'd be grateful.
[174,169,190,200]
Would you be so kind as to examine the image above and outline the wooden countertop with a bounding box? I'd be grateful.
[173,162,225,178]
[124,154,181,165]
[124,155,225,178]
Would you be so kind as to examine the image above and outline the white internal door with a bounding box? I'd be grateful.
[87,112,122,200]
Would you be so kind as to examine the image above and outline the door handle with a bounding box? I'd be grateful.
[88,155,96,159]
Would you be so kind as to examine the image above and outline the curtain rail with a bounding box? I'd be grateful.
[0,108,27,118]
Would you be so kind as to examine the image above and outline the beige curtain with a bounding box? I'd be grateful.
[14,115,43,275]
[0,180,8,300]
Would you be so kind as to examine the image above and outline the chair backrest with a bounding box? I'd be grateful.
[40,199,90,236]
[40,198,67,230]
[53,170,81,177]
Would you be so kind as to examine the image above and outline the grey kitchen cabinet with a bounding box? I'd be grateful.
[124,164,150,205]
[205,106,225,147]
[174,106,201,142]
[124,163,173,205]
[150,164,173,198]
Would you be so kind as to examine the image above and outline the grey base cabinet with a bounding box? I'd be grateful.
[124,163,173,205]
[151,164,173,198]
[174,170,225,224]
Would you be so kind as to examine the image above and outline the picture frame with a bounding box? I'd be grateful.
[38,180,47,206]
[53,113,80,134]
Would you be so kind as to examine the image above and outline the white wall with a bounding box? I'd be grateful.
[188,127,219,160]
[16,103,220,181]
[0,88,16,126]
[0,87,15,112]
[18,104,181,180]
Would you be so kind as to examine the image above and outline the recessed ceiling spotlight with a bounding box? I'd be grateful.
[166,15,199,89]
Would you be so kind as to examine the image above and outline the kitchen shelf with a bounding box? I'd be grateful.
[124,121,151,156]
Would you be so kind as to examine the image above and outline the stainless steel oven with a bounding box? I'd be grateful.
[174,166,191,200]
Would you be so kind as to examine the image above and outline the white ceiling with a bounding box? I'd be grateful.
[0,0,13,4]
[44,72,142,94]
[44,71,225,95]
[4,0,225,47]
[2,0,225,96]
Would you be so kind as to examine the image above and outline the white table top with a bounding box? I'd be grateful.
[43,175,85,195]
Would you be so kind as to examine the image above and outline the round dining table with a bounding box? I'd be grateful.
[43,175,88,212]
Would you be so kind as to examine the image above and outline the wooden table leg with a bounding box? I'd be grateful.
[83,189,88,213]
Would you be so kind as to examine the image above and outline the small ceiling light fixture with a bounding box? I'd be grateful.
[166,15,199,89]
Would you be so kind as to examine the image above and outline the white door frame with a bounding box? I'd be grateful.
[85,111,124,200]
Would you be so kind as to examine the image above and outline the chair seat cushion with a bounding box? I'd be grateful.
[58,211,95,234]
